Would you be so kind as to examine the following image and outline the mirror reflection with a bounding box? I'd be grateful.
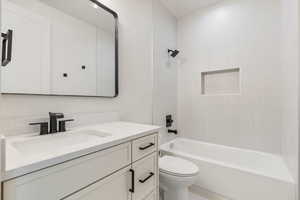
[1,0,118,97]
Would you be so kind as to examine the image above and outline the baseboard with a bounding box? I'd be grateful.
[189,185,234,200]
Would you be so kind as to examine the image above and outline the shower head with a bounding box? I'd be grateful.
[168,49,180,58]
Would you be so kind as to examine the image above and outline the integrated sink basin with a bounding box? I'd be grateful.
[9,130,112,156]
[3,121,161,181]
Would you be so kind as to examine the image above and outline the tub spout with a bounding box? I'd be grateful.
[168,129,178,135]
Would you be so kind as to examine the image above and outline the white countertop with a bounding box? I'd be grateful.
[3,121,160,181]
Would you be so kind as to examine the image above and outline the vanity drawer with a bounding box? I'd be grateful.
[63,166,132,200]
[132,134,157,162]
[3,142,131,200]
[132,152,158,200]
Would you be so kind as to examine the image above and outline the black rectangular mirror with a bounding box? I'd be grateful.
[1,0,118,97]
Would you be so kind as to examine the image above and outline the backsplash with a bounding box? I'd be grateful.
[0,112,120,136]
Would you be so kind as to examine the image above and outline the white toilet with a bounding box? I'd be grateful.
[159,156,199,200]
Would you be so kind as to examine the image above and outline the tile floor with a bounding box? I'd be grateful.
[190,192,209,200]
[159,192,208,200]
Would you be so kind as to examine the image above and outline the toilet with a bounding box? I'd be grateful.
[159,156,199,200]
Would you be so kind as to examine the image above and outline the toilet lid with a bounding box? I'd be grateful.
[159,156,199,177]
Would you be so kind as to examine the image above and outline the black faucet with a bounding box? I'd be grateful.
[166,115,177,135]
[29,122,49,135]
[30,112,74,135]
[49,112,64,133]
[166,115,174,128]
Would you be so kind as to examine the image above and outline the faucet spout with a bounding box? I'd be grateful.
[168,129,178,135]
[49,112,64,133]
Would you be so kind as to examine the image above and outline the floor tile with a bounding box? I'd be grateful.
[159,191,209,200]
[190,192,209,200]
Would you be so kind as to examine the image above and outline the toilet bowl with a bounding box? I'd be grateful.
[159,156,199,200]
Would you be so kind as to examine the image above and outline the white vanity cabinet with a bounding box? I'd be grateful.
[2,133,159,200]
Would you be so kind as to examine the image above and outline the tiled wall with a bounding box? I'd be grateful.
[280,0,299,197]
[0,111,120,136]
[177,0,283,154]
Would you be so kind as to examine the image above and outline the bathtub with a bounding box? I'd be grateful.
[160,138,295,200]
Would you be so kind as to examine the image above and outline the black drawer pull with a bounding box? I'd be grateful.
[139,172,154,183]
[129,169,135,193]
[1,29,13,67]
[139,143,154,150]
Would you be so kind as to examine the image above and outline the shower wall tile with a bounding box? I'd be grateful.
[281,0,299,197]
[177,0,283,154]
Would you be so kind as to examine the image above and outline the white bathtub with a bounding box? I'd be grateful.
[160,138,295,200]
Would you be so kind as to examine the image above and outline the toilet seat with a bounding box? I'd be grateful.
[159,156,199,177]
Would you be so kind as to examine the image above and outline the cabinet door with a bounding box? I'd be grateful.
[1,0,50,94]
[132,153,158,200]
[64,166,132,200]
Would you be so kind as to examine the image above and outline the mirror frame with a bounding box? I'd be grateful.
[2,0,119,98]
[90,0,119,98]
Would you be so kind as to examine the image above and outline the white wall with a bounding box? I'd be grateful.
[280,0,299,197]
[178,0,283,154]
[96,29,115,97]
[0,0,155,135]
[152,0,178,144]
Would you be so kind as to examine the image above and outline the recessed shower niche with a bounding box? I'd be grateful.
[201,68,240,95]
